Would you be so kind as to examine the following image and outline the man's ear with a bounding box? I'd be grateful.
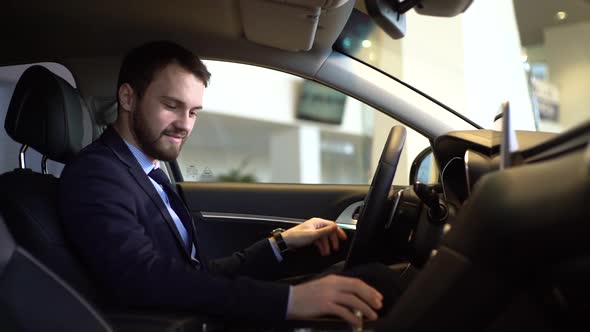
[118,83,135,113]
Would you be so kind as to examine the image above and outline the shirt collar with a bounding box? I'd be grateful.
[124,141,160,175]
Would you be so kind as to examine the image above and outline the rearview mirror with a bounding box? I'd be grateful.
[365,0,407,39]
[415,0,474,17]
[364,0,473,39]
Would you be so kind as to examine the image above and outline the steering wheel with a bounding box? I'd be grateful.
[344,125,406,269]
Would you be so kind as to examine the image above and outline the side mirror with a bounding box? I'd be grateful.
[409,147,439,184]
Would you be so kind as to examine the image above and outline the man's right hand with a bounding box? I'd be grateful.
[286,275,383,327]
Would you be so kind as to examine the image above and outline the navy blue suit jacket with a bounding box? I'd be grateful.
[59,127,289,320]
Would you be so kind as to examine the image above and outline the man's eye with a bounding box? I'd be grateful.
[189,111,198,117]
[164,103,176,109]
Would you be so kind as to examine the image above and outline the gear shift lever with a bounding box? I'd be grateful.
[413,182,447,223]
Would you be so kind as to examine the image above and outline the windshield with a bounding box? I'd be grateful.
[336,2,590,133]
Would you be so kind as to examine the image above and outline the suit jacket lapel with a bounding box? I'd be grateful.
[99,127,192,258]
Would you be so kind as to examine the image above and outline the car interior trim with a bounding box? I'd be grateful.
[334,201,362,226]
[521,121,590,163]
[464,150,471,197]
[385,188,406,229]
[200,212,357,230]
[439,156,463,201]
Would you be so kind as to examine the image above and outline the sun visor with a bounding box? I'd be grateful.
[240,0,351,51]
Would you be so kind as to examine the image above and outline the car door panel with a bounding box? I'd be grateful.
[178,182,370,273]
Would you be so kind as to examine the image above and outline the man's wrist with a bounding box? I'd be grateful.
[268,237,284,262]
[271,228,289,253]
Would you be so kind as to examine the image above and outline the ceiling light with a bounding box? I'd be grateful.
[362,40,372,48]
[556,11,567,21]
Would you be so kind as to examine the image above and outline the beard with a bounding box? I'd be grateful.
[131,107,188,162]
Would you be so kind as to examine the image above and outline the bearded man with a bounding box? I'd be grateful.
[59,41,389,327]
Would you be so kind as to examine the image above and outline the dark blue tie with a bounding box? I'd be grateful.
[148,168,199,259]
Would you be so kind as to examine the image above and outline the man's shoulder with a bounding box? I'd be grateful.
[69,138,115,166]
[66,127,131,169]
[61,137,127,183]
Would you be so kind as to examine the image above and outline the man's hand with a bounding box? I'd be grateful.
[287,275,383,327]
[281,218,347,256]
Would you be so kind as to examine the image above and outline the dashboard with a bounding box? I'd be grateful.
[373,121,590,331]
[432,129,556,206]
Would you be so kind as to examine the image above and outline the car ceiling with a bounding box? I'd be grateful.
[1,0,356,67]
[1,1,475,139]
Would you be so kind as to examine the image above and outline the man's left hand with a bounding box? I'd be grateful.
[281,218,348,256]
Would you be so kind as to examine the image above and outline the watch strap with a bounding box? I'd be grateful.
[271,229,288,254]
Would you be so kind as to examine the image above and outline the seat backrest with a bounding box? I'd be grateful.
[0,65,96,299]
[0,212,114,332]
[87,95,118,137]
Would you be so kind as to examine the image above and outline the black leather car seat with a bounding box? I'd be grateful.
[0,65,97,300]
[0,65,113,331]
[0,213,114,332]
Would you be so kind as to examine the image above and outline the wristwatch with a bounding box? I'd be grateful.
[270,228,288,254]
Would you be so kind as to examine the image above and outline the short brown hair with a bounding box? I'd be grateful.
[116,41,211,105]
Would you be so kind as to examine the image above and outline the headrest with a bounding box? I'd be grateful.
[4,65,84,164]
[86,96,118,137]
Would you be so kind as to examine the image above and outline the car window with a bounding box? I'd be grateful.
[176,60,430,186]
[0,63,77,176]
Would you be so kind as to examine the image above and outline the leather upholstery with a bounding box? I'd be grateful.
[0,64,96,300]
[87,96,117,137]
[0,169,96,300]
[0,215,114,332]
[4,65,84,164]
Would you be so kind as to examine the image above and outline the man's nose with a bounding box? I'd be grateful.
[174,110,194,132]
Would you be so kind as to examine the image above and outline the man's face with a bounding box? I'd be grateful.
[129,63,205,161]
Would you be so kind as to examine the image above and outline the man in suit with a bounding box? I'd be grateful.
[59,41,384,327]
